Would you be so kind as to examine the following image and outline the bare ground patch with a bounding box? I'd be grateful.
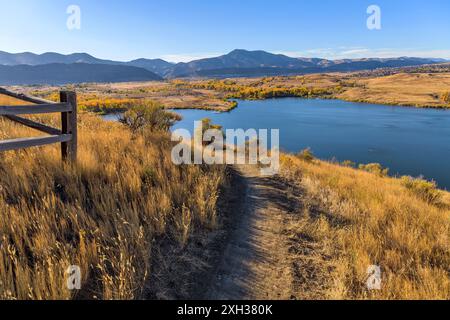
[204,165,334,300]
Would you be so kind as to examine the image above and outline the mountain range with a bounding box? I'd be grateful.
[0,49,447,85]
[0,63,162,85]
[166,50,446,78]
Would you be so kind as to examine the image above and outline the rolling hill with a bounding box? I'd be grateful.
[0,51,174,77]
[0,63,163,85]
[126,58,174,77]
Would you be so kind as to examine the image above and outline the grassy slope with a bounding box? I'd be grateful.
[280,154,450,299]
[0,112,225,299]
[337,72,450,108]
[1,91,449,299]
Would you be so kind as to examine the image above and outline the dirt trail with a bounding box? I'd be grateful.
[205,165,301,300]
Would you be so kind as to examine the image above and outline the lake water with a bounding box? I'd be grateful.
[105,98,450,190]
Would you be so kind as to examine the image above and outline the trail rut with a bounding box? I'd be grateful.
[205,165,301,300]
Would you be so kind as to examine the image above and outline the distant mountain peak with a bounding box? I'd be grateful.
[229,49,247,54]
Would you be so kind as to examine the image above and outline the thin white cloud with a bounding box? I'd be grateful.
[160,48,450,63]
[277,47,450,60]
[340,49,371,56]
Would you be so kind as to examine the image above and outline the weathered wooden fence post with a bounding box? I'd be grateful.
[60,91,78,163]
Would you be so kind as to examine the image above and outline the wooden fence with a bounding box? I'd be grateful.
[0,88,77,162]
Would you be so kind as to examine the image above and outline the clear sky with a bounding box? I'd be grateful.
[1,0,449,62]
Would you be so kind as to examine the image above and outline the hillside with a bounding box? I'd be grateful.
[278,154,449,299]
[177,70,450,109]
[0,51,108,65]
[0,108,448,300]
[0,51,174,77]
[0,63,162,85]
[127,58,174,77]
[166,50,444,78]
[0,110,226,299]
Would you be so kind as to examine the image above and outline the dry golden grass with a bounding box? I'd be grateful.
[0,113,225,300]
[189,72,450,108]
[0,94,34,106]
[6,82,234,112]
[338,73,450,108]
[280,154,450,299]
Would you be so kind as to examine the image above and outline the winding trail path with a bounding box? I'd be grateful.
[205,165,299,300]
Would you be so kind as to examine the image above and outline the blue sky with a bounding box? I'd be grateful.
[1,0,449,62]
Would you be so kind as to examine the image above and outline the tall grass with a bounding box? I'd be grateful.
[0,113,225,300]
[280,154,450,299]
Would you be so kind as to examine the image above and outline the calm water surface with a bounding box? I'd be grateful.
[106,98,450,190]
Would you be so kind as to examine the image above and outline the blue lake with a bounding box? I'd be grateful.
[106,98,450,190]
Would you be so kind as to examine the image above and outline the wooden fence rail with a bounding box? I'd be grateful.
[0,88,77,162]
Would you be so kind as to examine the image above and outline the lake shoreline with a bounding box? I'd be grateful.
[102,97,450,190]
[98,95,450,117]
[168,98,450,190]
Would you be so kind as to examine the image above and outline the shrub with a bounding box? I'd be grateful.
[358,163,389,176]
[297,148,315,162]
[228,100,238,110]
[200,118,223,132]
[342,160,356,168]
[441,92,450,104]
[401,176,442,205]
[141,166,158,188]
[119,101,181,134]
